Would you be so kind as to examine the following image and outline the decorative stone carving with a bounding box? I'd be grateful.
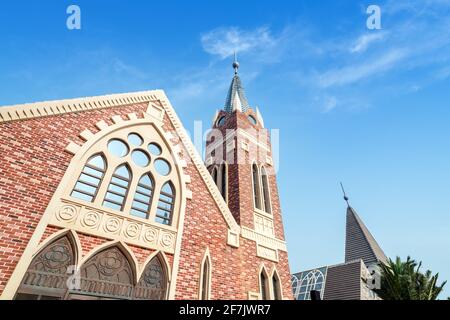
[82,211,101,228]
[103,216,121,234]
[143,228,159,245]
[56,205,78,222]
[49,198,176,254]
[124,222,140,239]
[160,232,174,249]
[257,244,278,262]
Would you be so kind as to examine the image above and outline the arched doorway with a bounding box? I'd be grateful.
[15,236,169,300]
[14,234,76,300]
[69,245,135,300]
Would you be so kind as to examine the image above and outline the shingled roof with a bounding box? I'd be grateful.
[345,206,387,266]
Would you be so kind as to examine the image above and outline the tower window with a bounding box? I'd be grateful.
[260,270,269,300]
[260,167,271,214]
[252,164,262,210]
[248,115,257,125]
[220,163,227,202]
[272,272,282,300]
[217,116,226,127]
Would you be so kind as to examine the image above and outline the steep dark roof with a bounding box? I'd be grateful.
[345,206,387,266]
[224,74,250,113]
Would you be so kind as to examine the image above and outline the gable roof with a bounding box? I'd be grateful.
[0,90,241,235]
[345,206,387,265]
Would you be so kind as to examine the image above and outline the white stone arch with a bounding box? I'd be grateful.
[33,229,82,270]
[270,266,283,300]
[138,250,172,283]
[78,240,140,285]
[258,263,270,300]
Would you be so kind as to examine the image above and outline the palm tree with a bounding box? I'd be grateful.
[375,256,446,300]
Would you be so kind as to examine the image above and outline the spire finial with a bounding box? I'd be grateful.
[340,182,350,207]
[232,51,239,74]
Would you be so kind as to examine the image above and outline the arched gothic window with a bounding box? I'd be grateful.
[220,163,227,202]
[260,269,269,300]
[156,182,175,225]
[211,167,218,185]
[71,154,106,203]
[252,164,262,210]
[260,166,271,214]
[199,252,211,300]
[135,255,168,300]
[272,272,282,300]
[78,246,134,300]
[103,164,132,211]
[68,127,179,227]
[14,234,76,300]
[130,174,155,219]
[296,269,326,300]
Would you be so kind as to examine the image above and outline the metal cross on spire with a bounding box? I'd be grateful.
[340,182,351,207]
[232,51,240,74]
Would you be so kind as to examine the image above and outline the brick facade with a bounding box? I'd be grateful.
[0,90,293,300]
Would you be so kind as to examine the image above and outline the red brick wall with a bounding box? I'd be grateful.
[0,100,293,300]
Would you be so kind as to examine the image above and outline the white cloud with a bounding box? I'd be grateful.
[201,26,277,59]
[318,49,408,88]
[350,33,386,53]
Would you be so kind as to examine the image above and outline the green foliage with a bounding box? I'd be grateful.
[375,256,446,300]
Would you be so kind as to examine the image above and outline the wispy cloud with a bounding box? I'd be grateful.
[201,26,277,59]
[318,49,408,88]
[350,33,386,53]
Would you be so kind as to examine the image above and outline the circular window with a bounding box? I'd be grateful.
[154,159,171,176]
[148,143,162,156]
[248,115,257,125]
[128,133,143,146]
[108,139,129,158]
[217,116,226,127]
[131,150,150,167]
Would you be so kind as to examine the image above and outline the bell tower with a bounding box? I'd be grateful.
[205,56,285,241]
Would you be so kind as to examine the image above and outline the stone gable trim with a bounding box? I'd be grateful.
[0,90,160,123]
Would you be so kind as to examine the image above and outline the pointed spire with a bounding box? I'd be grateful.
[224,53,250,113]
[344,196,388,266]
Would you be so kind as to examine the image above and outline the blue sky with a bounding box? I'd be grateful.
[1,0,450,298]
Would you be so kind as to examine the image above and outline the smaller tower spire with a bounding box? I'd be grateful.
[340,182,350,207]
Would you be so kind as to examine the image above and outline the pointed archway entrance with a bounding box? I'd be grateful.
[14,236,168,300]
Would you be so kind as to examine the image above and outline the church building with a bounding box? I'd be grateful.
[292,199,387,300]
[0,60,293,300]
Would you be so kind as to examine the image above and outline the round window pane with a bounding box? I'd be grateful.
[154,159,171,176]
[108,139,129,158]
[148,143,162,156]
[132,150,150,167]
[128,133,143,146]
